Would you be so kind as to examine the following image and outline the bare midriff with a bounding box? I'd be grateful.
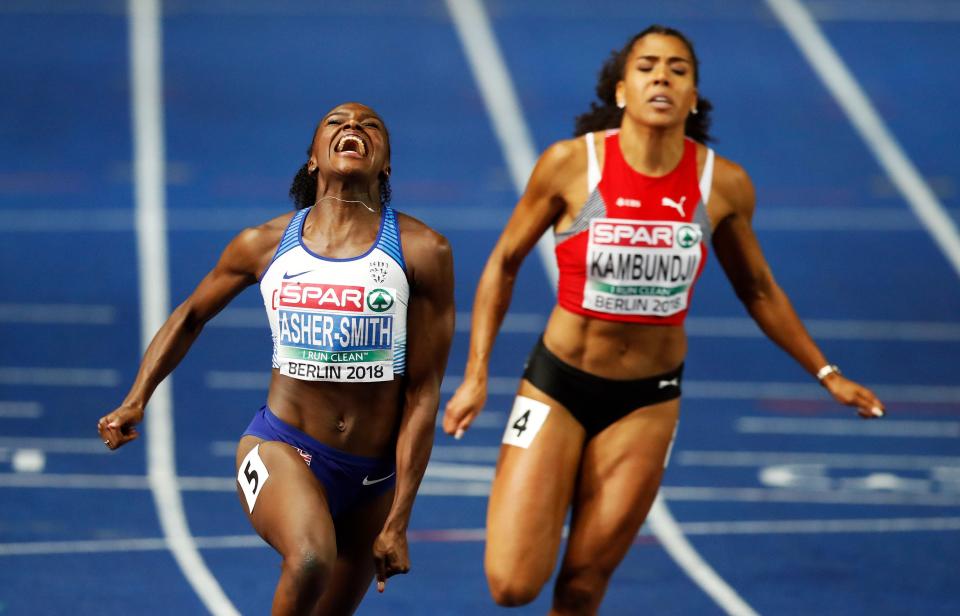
[541,304,686,380]
[265,372,403,458]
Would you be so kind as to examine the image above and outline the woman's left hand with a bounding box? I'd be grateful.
[372,527,410,593]
[822,374,885,419]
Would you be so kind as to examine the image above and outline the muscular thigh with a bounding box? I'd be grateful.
[562,398,680,574]
[310,487,394,616]
[235,435,335,557]
[485,380,586,582]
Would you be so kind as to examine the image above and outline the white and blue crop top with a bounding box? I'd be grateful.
[259,206,408,383]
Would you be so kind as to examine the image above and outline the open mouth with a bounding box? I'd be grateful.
[649,95,673,108]
[335,133,367,157]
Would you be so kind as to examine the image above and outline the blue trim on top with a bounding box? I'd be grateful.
[378,207,407,272]
[257,208,310,283]
[276,208,310,260]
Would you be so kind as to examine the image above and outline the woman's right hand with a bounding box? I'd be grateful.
[97,404,144,450]
[442,377,488,440]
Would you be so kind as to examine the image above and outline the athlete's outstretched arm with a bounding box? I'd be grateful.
[710,158,884,418]
[373,224,455,593]
[98,226,277,449]
[442,141,575,438]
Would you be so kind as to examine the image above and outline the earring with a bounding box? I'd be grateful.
[691,107,698,115]
[617,100,625,110]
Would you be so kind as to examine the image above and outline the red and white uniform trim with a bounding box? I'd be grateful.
[555,131,715,325]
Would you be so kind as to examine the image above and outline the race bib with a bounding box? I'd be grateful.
[276,282,397,382]
[238,445,269,514]
[584,219,702,317]
[502,396,551,449]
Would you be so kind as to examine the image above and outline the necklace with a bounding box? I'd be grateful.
[314,194,379,214]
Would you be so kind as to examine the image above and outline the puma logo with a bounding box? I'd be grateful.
[658,378,679,389]
[661,196,686,217]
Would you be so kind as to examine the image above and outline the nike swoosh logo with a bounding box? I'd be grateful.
[283,270,313,280]
[362,472,395,486]
[658,378,679,389]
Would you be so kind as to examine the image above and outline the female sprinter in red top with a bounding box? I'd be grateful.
[99,102,455,615]
[443,25,884,615]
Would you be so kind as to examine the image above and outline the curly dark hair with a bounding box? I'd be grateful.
[288,118,392,211]
[574,25,713,143]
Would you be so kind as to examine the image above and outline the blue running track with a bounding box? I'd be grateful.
[1,1,958,614]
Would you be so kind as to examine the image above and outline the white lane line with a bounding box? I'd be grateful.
[0,472,235,491]
[7,301,954,344]
[208,371,522,394]
[806,0,960,22]
[128,1,238,614]
[2,206,953,233]
[4,515,958,557]
[431,445,501,462]
[0,473,151,489]
[0,517,939,557]
[685,381,960,404]
[445,376,521,395]
[677,450,960,470]
[737,417,960,437]
[435,410,506,428]
[206,372,960,404]
[210,309,960,342]
[0,367,119,387]
[426,461,496,481]
[205,371,269,389]
[0,304,115,325]
[686,317,960,342]
[676,516,960,535]
[752,206,946,230]
[0,437,115,454]
[0,207,504,233]
[444,2,755,614]
[767,0,960,279]
[0,402,43,418]
[661,486,960,507]
[420,477,960,507]
[0,535,265,557]
[209,441,239,458]
[209,308,548,334]
[6,469,960,507]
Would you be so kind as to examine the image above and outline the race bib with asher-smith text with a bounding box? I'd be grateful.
[274,281,397,382]
[584,218,703,317]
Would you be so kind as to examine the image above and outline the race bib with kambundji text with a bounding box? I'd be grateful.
[583,218,702,317]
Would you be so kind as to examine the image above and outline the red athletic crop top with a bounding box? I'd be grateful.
[554,131,714,325]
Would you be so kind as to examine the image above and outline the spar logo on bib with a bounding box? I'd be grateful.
[590,221,675,248]
[279,282,364,312]
[366,288,394,312]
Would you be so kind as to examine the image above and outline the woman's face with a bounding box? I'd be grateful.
[616,34,698,130]
[309,102,390,183]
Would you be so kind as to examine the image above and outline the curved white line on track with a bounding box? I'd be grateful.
[444,1,757,614]
[128,1,239,614]
[442,0,557,286]
[766,0,960,279]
